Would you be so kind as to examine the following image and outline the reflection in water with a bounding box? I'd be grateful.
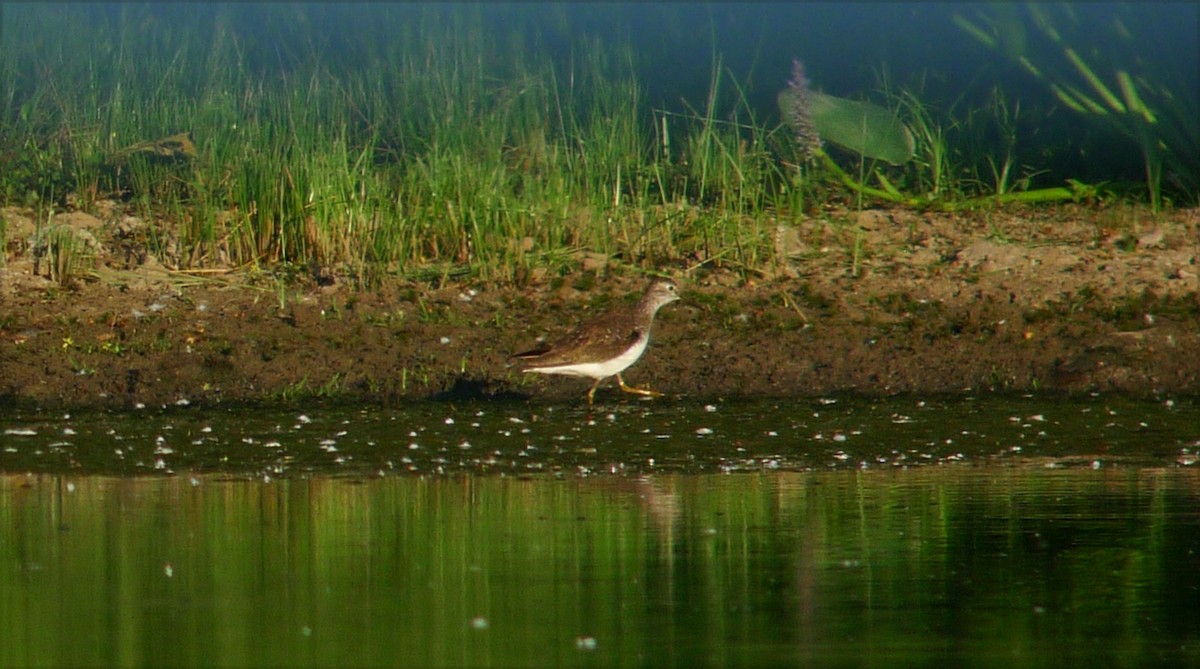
[2,467,1198,667]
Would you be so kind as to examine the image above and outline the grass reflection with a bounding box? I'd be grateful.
[1,468,1198,667]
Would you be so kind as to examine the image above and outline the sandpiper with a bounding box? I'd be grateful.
[514,279,680,405]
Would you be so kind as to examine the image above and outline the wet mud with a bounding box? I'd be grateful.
[2,203,1198,408]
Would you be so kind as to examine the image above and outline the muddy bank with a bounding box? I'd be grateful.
[2,204,1198,409]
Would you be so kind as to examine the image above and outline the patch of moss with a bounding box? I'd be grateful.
[870,292,944,318]
[790,282,836,315]
[1103,290,1200,330]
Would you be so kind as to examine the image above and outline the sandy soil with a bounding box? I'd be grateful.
[2,201,1198,409]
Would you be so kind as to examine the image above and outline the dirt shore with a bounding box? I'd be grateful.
[2,202,1198,409]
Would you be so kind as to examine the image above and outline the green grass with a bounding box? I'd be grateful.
[0,4,1185,285]
[2,4,798,281]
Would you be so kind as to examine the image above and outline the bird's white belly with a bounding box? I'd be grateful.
[524,336,649,379]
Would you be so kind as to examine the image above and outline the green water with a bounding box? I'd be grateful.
[2,396,1198,667]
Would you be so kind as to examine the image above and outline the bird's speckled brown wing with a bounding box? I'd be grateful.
[514,302,645,366]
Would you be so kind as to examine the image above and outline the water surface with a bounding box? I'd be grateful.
[2,396,1198,667]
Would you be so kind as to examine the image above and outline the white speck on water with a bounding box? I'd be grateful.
[575,637,598,651]
[163,563,173,578]
[458,441,472,450]
[135,402,146,409]
[1027,414,1046,422]
[833,433,847,442]
[704,404,718,413]
[445,417,455,425]
[174,398,190,406]
[300,626,312,637]
[819,398,838,405]
[190,477,200,487]
[4,428,36,436]
[1092,460,1102,469]
[440,336,451,344]
[264,441,281,448]
[62,427,76,436]
[409,443,420,450]
[66,482,76,493]
[154,458,167,470]
[298,415,312,424]
[201,426,212,433]
[695,427,713,435]
[471,617,489,630]
[508,416,525,424]
[767,430,778,437]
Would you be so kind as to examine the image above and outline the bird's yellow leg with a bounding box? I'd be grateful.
[616,373,663,398]
[586,378,604,405]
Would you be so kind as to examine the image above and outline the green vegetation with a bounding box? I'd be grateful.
[33,221,93,286]
[781,69,1106,213]
[0,4,1187,286]
[955,3,1200,210]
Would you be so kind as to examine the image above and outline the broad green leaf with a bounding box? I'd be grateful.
[808,91,915,166]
